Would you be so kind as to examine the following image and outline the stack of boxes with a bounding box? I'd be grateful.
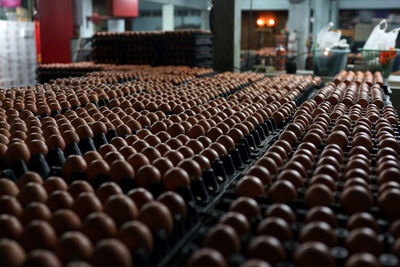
[0,20,37,88]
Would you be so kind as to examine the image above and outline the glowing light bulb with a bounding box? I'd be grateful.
[267,18,276,27]
[257,19,265,27]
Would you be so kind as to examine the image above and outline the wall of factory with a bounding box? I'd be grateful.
[132,15,203,31]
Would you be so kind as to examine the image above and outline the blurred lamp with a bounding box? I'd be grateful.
[266,18,276,27]
[257,18,265,27]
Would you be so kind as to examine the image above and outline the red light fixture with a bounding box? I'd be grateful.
[266,18,276,27]
[256,18,265,27]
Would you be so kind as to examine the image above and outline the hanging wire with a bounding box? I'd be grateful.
[247,0,253,71]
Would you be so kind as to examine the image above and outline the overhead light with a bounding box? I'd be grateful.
[266,18,276,27]
[257,18,265,27]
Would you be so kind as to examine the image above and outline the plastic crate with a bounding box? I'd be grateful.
[357,48,400,78]
[312,48,350,77]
